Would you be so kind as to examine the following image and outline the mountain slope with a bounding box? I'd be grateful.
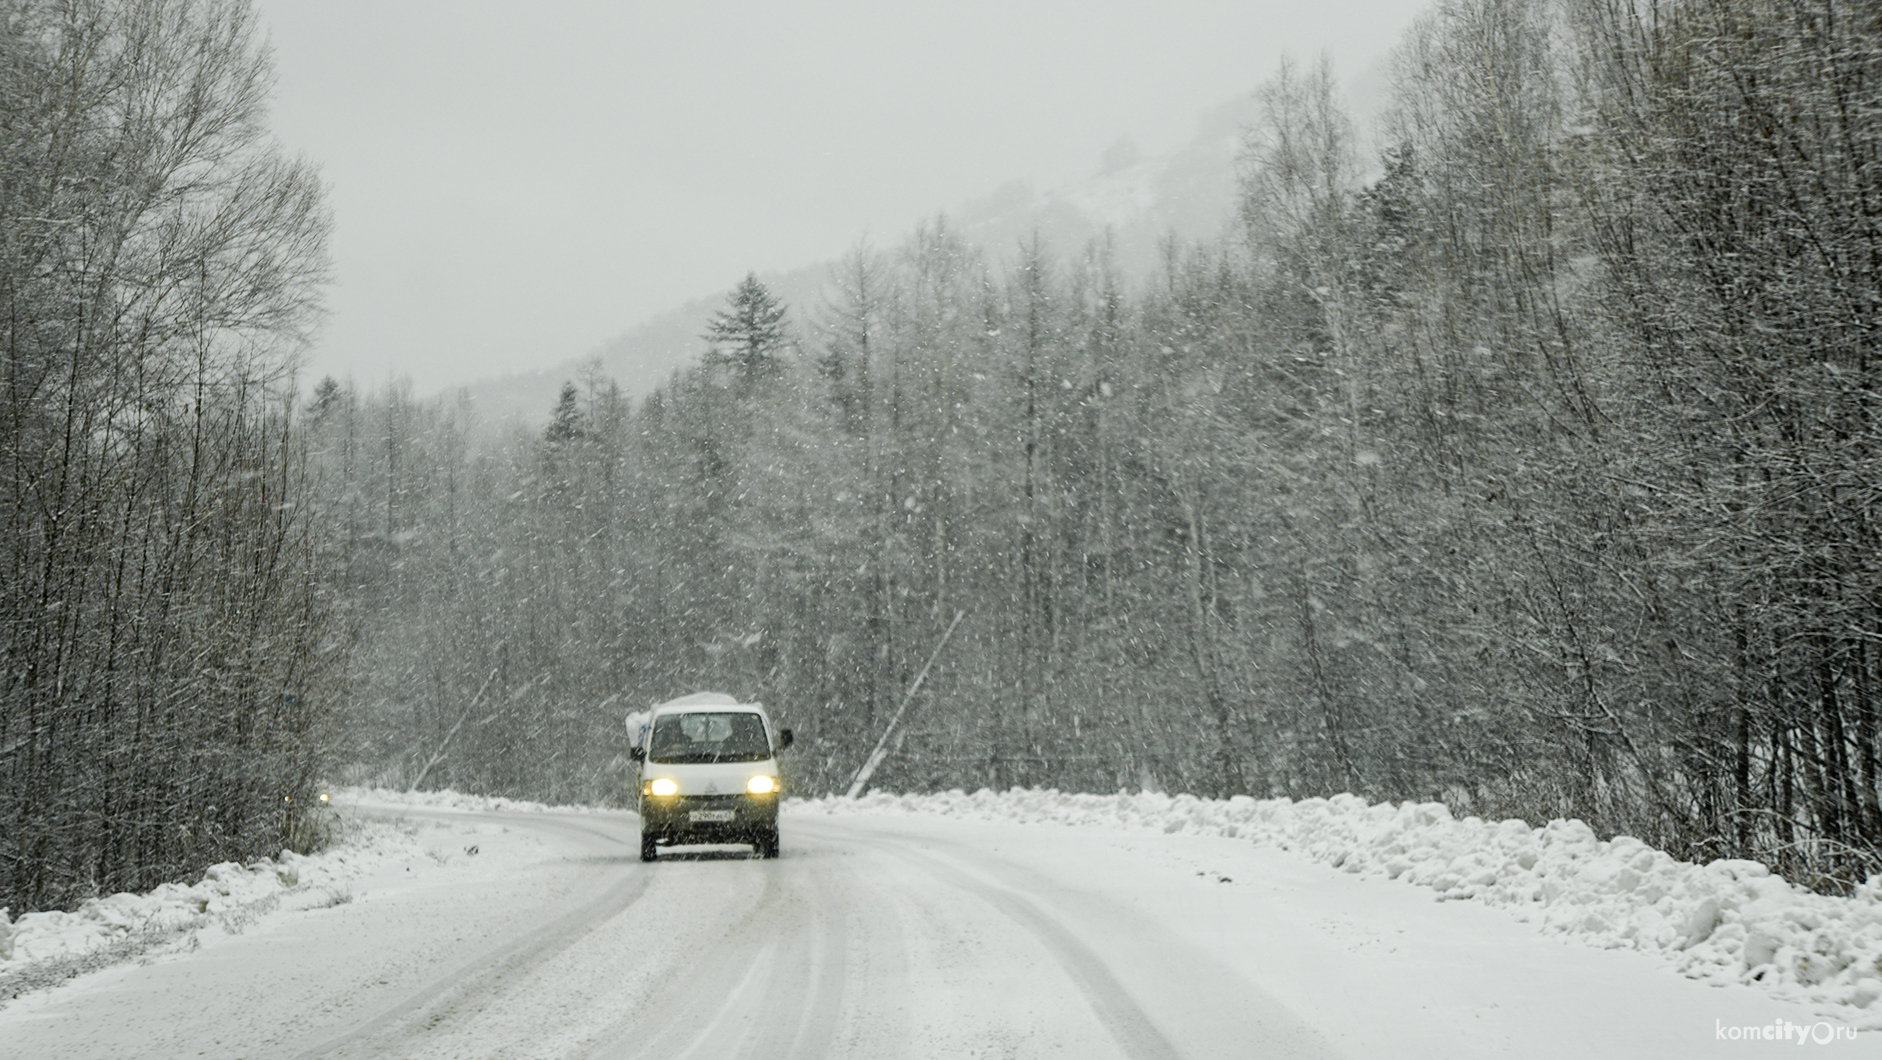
[453,94,1255,426]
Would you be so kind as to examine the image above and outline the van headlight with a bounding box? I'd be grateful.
[648,777,679,797]
[746,775,777,795]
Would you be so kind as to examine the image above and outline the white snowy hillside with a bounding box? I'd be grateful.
[950,96,1252,280]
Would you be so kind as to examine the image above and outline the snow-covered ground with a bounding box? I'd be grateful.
[0,785,582,982]
[804,788,1882,1029]
[0,785,1878,1057]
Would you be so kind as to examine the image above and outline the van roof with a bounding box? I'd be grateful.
[651,691,762,713]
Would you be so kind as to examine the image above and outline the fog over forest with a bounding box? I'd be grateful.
[5,0,1881,919]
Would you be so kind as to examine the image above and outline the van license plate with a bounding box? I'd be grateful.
[689,810,735,823]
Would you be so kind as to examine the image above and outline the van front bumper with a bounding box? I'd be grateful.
[638,793,778,842]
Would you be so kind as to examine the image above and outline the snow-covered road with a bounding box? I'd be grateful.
[2,798,1876,1058]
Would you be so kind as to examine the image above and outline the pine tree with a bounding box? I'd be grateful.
[702,273,790,391]
[545,381,584,446]
[310,376,347,421]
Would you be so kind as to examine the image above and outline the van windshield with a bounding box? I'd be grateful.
[648,712,772,764]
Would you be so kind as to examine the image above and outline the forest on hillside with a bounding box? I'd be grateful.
[5,0,1881,915]
[312,0,1882,890]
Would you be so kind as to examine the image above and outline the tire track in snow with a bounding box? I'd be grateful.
[864,837,1185,1060]
[584,851,852,1060]
[290,815,652,1060]
[814,817,1345,1060]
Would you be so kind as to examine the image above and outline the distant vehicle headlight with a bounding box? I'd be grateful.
[747,775,777,795]
[649,777,679,797]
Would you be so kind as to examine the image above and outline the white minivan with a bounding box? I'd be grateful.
[627,692,793,861]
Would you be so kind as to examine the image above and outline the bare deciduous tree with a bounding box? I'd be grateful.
[0,0,336,913]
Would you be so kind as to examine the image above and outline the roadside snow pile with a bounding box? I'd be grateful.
[0,818,425,976]
[333,784,604,816]
[799,788,1882,1023]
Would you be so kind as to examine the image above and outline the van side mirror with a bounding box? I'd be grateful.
[628,745,644,762]
[778,728,793,750]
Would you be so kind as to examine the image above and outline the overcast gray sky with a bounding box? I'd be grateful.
[252,0,1431,395]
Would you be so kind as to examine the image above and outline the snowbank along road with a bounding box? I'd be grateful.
[1,794,1876,1058]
